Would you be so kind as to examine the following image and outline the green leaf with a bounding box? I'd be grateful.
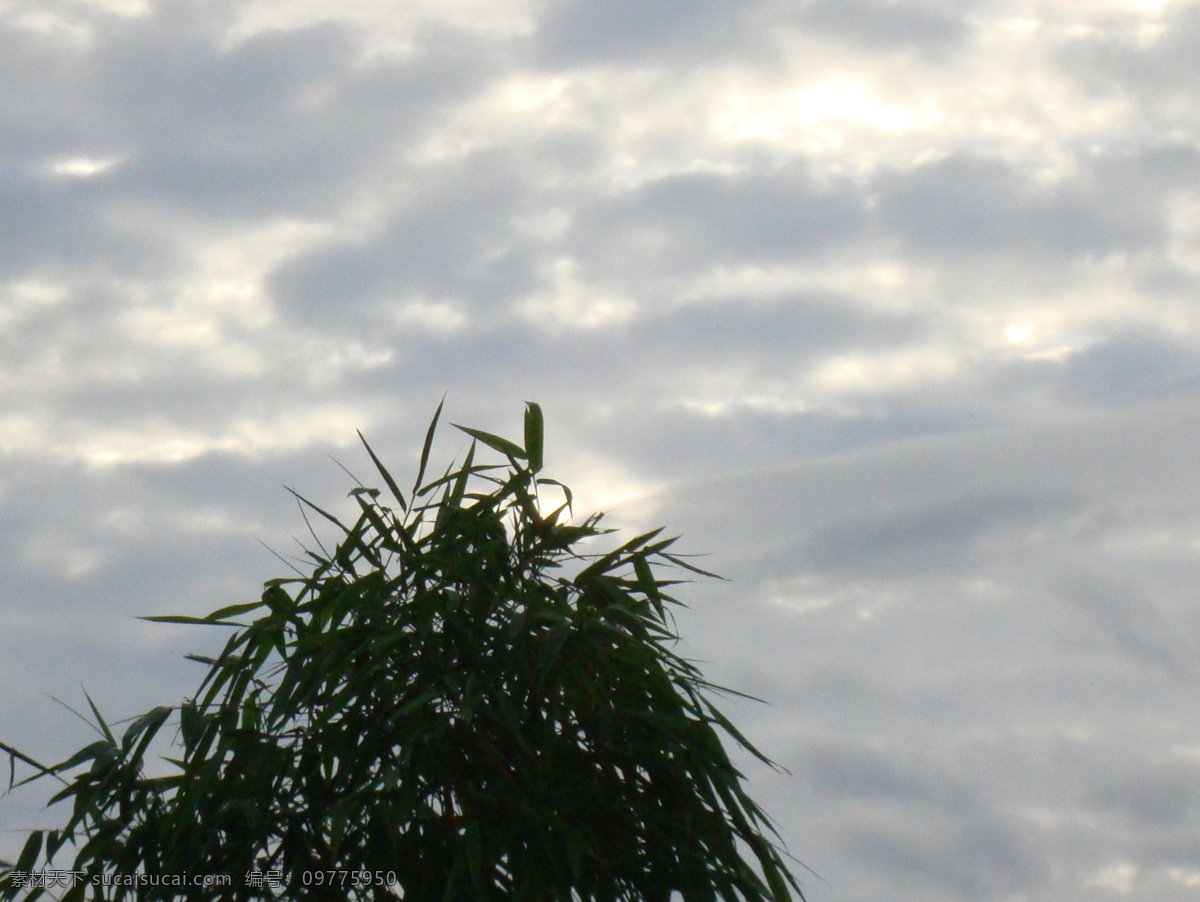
[536,477,573,512]
[452,424,526,461]
[632,554,660,599]
[358,431,409,512]
[661,551,726,580]
[0,741,58,789]
[702,698,780,771]
[355,493,401,555]
[761,853,797,902]
[448,442,476,510]
[287,490,353,536]
[141,600,263,626]
[179,702,205,755]
[262,583,296,624]
[121,706,172,756]
[141,614,225,626]
[524,401,544,473]
[466,820,483,889]
[618,526,667,554]
[82,691,116,747]
[14,830,42,874]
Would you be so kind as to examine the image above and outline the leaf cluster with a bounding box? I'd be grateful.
[1,403,803,901]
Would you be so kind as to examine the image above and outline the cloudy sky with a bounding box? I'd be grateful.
[3,0,1200,898]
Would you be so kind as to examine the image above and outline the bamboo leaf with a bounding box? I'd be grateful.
[81,692,115,747]
[358,431,408,512]
[141,600,262,626]
[703,699,780,771]
[662,551,726,580]
[14,830,42,873]
[452,424,526,460]
[524,401,544,473]
[414,396,444,493]
[121,706,172,755]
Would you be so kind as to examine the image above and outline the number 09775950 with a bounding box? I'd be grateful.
[299,870,398,888]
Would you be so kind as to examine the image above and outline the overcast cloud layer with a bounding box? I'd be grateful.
[3,1,1200,900]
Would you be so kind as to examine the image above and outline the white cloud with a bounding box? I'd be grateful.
[225,0,536,50]
[1085,863,1139,893]
[49,155,120,177]
[519,258,639,329]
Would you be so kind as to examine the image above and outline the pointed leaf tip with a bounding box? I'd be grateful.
[414,397,445,494]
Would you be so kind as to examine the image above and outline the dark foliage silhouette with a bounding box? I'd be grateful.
[1,402,802,901]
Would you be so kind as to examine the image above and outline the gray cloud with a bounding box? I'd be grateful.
[533,0,783,67]
[571,164,869,277]
[0,6,505,282]
[1058,327,1200,404]
[802,490,1082,577]
[640,401,1200,900]
[1054,4,1200,107]
[795,0,978,58]
[269,148,548,324]
[106,26,499,218]
[874,152,1166,261]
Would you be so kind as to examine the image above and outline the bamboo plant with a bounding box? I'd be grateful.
[1,402,803,901]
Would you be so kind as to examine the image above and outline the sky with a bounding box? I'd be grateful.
[2,0,1200,899]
